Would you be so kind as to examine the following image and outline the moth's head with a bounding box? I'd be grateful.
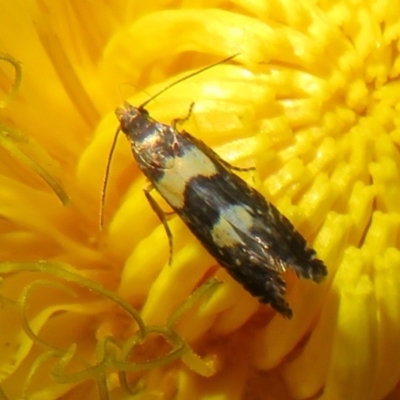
[115,101,150,136]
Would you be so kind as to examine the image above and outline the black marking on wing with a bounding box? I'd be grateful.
[174,133,326,317]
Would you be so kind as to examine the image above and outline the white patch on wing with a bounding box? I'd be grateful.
[155,145,217,208]
[211,205,254,248]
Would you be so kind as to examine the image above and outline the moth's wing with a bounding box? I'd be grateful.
[210,165,327,283]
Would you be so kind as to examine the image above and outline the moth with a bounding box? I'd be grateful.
[104,56,327,318]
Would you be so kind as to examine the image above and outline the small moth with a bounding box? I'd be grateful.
[104,56,327,318]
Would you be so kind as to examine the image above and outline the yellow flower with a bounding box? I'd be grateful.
[1,0,400,399]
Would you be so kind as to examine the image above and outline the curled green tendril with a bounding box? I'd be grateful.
[22,352,54,398]
[0,52,69,205]
[167,278,221,329]
[0,126,70,205]
[0,261,147,335]
[0,262,221,398]
[19,279,78,352]
[0,52,22,109]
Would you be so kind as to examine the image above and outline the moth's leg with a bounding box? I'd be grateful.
[222,161,254,172]
[172,102,195,129]
[144,185,175,265]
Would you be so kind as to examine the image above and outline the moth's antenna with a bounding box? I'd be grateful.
[140,53,239,109]
[100,53,239,229]
[100,126,121,229]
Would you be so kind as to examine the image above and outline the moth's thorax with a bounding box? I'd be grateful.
[117,104,178,170]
